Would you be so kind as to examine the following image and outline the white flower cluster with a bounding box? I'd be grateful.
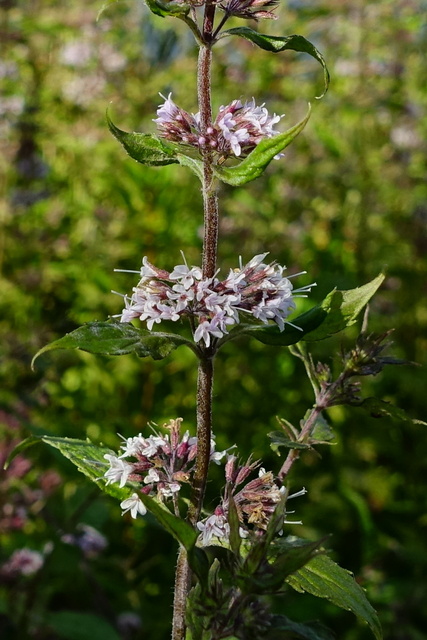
[103,419,227,518]
[117,253,314,348]
[155,94,283,158]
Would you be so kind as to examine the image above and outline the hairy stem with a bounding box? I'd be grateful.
[189,355,214,524]
[171,12,217,637]
[171,547,192,640]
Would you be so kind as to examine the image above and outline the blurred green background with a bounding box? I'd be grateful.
[1,0,426,638]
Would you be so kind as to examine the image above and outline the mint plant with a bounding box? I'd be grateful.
[8,1,418,638]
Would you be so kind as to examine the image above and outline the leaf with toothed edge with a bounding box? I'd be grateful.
[31,321,196,368]
[107,112,179,166]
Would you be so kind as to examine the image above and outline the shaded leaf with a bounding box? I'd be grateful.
[137,492,198,551]
[269,615,335,640]
[222,28,329,98]
[32,321,195,368]
[287,553,382,640]
[213,106,311,186]
[269,431,312,455]
[107,113,179,166]
[47,611,120,640]
[309,413,336,444]
[357,397,427,426]
[177,152,204,181]
[5,435,130,501]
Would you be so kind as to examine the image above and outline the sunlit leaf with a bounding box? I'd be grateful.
[221,28,329,98]
[107,113,179,166]
[31,321,195,368]
[213,106,311,186]
[237,273,385,346]
[145,0,191,17]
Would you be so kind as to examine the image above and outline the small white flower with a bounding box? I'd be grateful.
[144,468,160,484]
[120,493,147,519]
[104,454,134,488]
[196,514,230,546]
[159,482,181,498]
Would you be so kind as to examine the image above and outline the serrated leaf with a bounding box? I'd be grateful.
[287,553,382,640]
[5,436,201,554]
[240,273,385,347]
[32,321,194,368]
[357,397,427,426]
[213,106,311,186]
[222,28,329,99]
[4,435,130,500]
[107,113,179,166]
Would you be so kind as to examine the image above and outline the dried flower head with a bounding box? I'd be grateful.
[196,459,307,545]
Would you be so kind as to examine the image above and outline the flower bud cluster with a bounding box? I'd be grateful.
[196,457,306,545]
[155,94,283,159]
[117,253,314,347]
[103,419,227,518]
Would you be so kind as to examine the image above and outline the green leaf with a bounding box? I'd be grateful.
[238,273,385,346]
[213,106,311,186]
[47,611,121,640]
[145,0,191,17]
[177,152,204,181]
[269,615,335,640]
[304,273,385,341]
[221,28,330,99]
[287,553,382,640]
[107,112,179,166]
[227,490,242,556]
[5,436,200,555]
[310,413,335,443]
[357,397,427,426]
[5,435,130,501]
[269,431,312,454]
[32,321,195,368]
[137,492,198,551]
[221,301,327,348]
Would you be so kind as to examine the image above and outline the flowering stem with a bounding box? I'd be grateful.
[198,44,218,280]
[172,23,217,639]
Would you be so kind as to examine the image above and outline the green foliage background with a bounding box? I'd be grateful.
[1,0,426,638]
